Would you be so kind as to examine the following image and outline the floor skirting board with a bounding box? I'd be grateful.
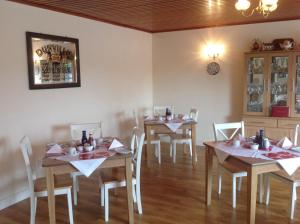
[0,189,29,211]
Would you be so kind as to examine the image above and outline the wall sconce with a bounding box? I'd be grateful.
[204,43,224,76]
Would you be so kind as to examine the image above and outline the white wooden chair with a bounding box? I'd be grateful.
[70,122,102,205]
[169,108,199,163]
[99,127,145,222]
[265,124,300,219]
[20,136,74,224]
[153,105,175,116]
[134,110,161,163]
[213,121,248,208]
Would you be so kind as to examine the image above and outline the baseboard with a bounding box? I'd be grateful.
[0,189,29,211]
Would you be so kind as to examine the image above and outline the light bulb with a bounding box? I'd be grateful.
[235,0,251,11]
[262,0,278,12]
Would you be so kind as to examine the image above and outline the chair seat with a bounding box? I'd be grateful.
[271,170,300,183]
[100,168,136,188]
[34,177,72,192]
[220,162,247,175]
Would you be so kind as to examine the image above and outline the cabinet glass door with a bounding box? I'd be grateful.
[270,56,289,107]
[293,55,300,115]
[246,57,265,113]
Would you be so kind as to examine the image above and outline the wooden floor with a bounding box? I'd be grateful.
[0,145,300,224]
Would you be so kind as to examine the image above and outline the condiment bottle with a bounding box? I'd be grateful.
[259,129,265,149]
[81,130,88,145]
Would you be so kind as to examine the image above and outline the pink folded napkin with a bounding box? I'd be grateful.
[108,139,124,150]
[47,144,64,155]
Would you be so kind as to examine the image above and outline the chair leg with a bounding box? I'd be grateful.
[30,195,36,224]
[132,184,137,203]
[237,177,243,191]
[258,174,264,204]
[67,189,74,224]
[232,176,237,208]
[104,186,109,222]
[72,175,78,206]
[136,181,143,214]
[76,176,80,192]
[189,140,192,157]
[34,197,37,215]
[172,142,176,163]
[100,185,104,207]
[218,170,222,198]
[169,141,173,157]
[154,144,158,158]
[290,183,296,220]
[157,143,161,164]
[265,175,270,205]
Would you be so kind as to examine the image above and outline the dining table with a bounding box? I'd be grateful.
[204,141,294,224]
[42,152,134,224]
[144,118,197,167]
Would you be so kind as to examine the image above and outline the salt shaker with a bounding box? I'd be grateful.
[264,138,270,149]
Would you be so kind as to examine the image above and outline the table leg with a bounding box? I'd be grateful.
[191,124,197,168]
[247,166,258,224]
[146,126,152,160]
[205,146,213,206]
[46,167,55,224]
[125,156,134,224]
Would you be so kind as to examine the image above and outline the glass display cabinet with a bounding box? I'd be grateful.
[244,52,294,116]
[244,55,267,115]
[291,54,300,117]
[243,51,300,141]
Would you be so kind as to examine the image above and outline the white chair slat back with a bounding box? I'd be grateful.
[20,136,35,194]
[70,122,102,141]
[293,124,300,146]
[153,105,175,116]
[130,127,145,181]
[213,121,245,141]
[190,108,199,121]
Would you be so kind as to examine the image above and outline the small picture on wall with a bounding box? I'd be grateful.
[26,32,81,89]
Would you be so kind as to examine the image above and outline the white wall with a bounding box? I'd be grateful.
[0,1,152,209]
[153,20,300,144]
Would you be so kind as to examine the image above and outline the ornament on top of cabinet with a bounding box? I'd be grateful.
[251,39,261,51]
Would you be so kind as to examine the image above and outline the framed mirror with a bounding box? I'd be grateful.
[26,32,81,89]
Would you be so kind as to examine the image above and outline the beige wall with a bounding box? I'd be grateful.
[153,20,300,144]
[0,1,152,209]
[2,0,300,211]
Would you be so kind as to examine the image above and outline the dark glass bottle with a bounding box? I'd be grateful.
[254,132,259,144]
[81,130,88,145]
[166,108,171,117]
[258,129,265,149]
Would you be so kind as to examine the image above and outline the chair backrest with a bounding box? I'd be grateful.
[70,122,102,141]
[190,108,199,121]
[213,121,245,141]
[293,124,300,145]
[133,109,140,128]
[20,136,35,194]
[153,105,175,116]
[130,127,145,183]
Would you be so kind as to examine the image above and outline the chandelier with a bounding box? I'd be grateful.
[235,0,278,18]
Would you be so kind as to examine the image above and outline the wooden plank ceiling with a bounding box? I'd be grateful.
[9,0,300,33]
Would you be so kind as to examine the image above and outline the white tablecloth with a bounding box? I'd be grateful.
[214,142,300,175]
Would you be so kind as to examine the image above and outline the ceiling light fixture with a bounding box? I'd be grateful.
[235,0,278,18]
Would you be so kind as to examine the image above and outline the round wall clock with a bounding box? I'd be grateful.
[207,62,220,75]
